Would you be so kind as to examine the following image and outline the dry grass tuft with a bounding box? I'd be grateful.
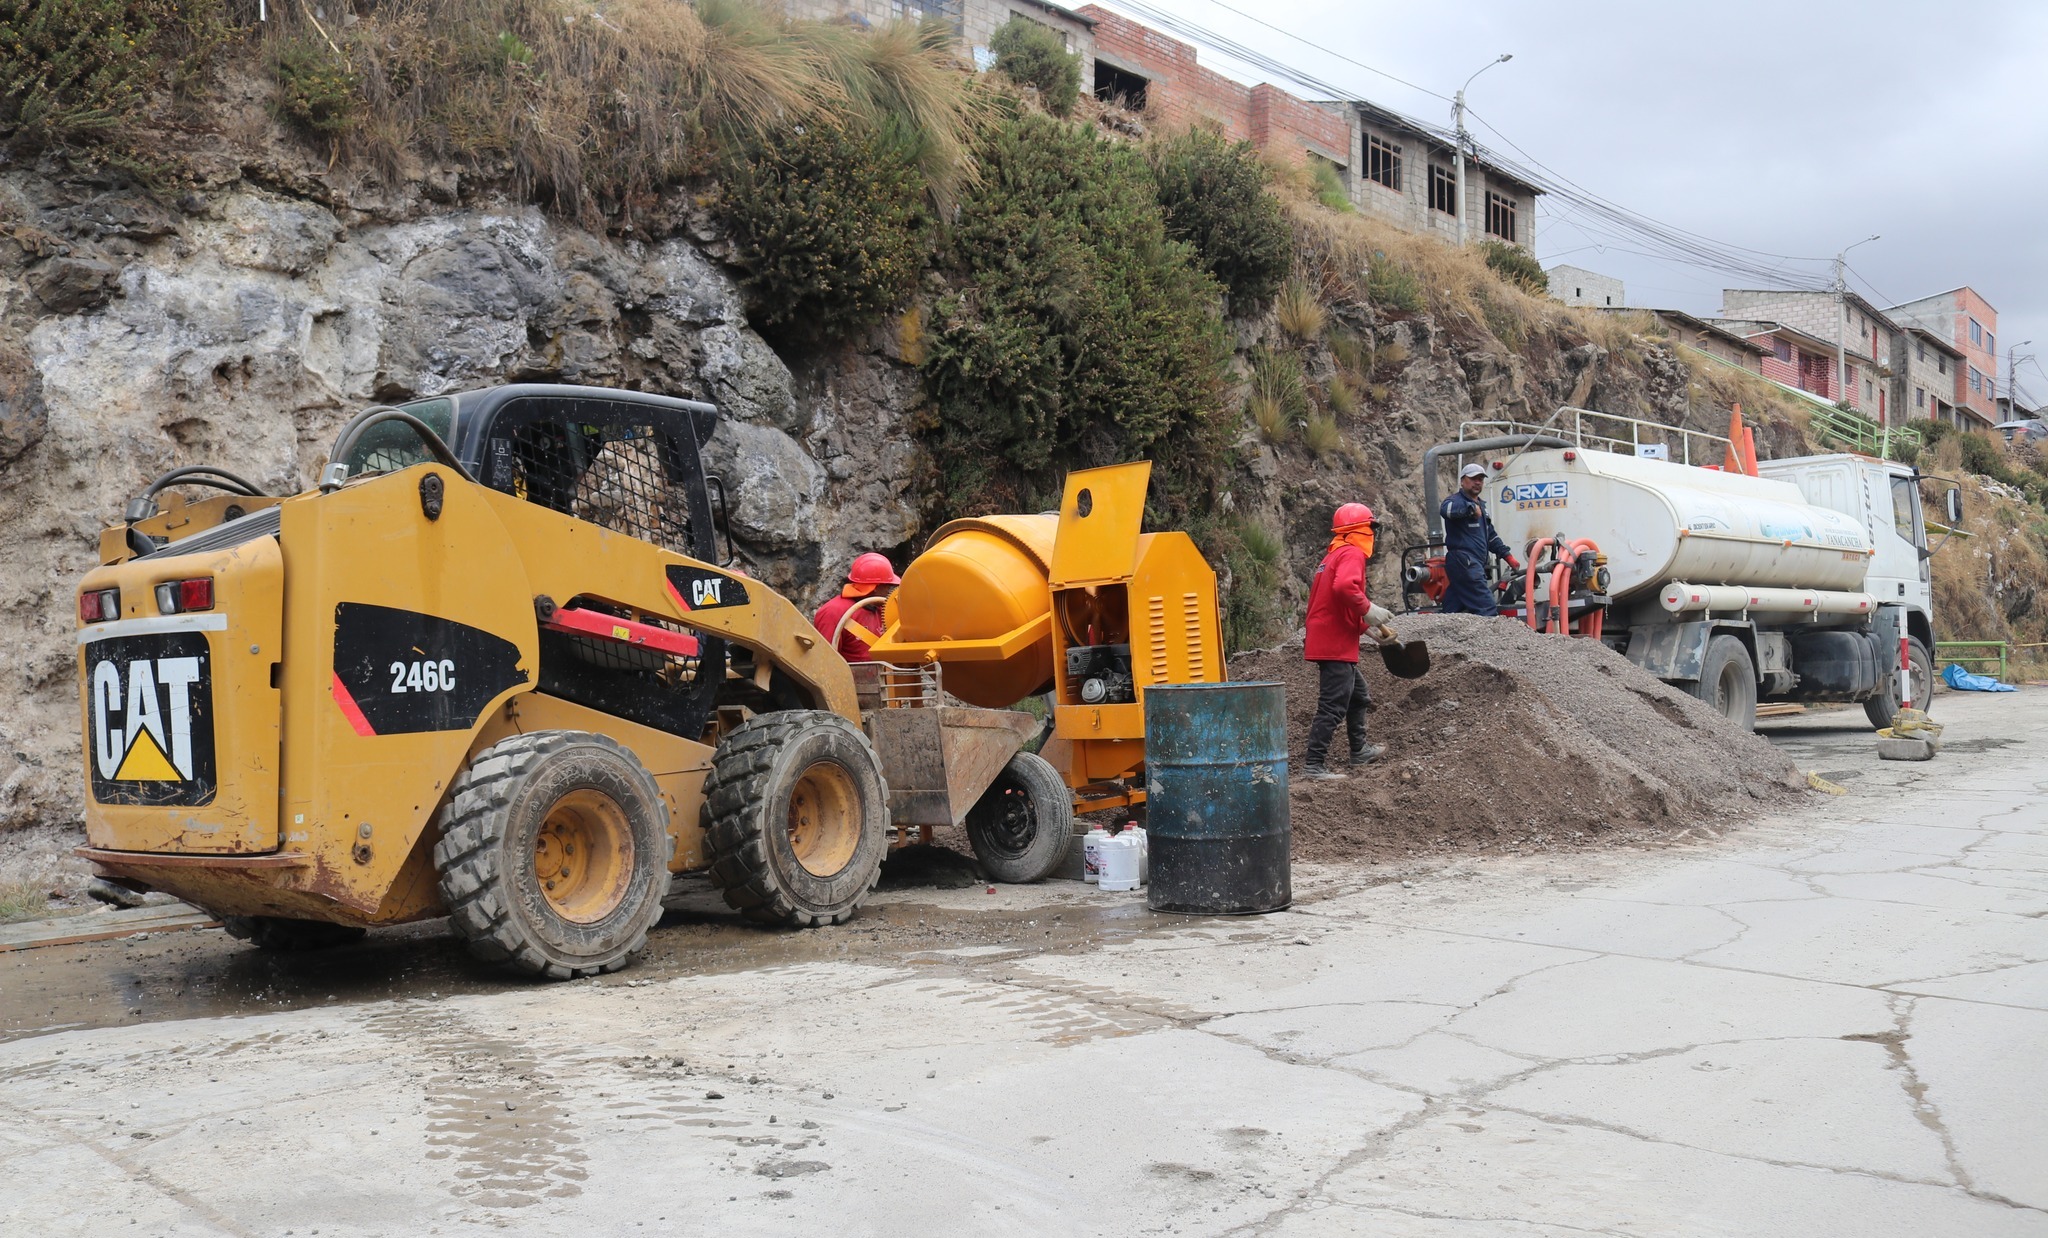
[1249,392,1289,443]
[1274,278,1326,341]
[1325,375,1358,418]
[1304,409,1343,457]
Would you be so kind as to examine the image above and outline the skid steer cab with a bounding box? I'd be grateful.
[77,385,1069,979]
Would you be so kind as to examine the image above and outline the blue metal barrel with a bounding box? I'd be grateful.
[1143,682,1290,914]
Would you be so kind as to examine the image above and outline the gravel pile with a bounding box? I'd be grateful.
[1229,613,1805,862]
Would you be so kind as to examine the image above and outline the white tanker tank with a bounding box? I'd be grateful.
[1490,448,1876,621]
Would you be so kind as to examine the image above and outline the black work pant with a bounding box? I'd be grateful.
[1304,659,1370,767]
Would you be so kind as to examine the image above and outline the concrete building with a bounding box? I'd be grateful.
[1550,265,1625,309]
[1886,287,2001,426]
[1899,327,1966,426]
[1335,102,1538,250]
[781,0,1098,91]
[1719,290,1896,420]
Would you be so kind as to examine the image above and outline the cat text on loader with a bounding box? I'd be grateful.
[864,462,1225,831]
[75,385,1067,978]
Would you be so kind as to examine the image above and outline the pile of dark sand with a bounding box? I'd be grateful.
[1229,613,1805,863]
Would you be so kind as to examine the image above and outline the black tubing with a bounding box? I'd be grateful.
[326,408,476,485]
[142,465,265,499]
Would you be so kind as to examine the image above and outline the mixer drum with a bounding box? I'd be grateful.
[880,514,1059,708]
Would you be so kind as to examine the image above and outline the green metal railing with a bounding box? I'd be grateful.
[1806,402,1922,462]
[1936,640,2008,681]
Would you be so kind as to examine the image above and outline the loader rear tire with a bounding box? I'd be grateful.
[221,916,367,952]
[965,752,1073,884]
[703,711,887,927]
[433,731,671,980]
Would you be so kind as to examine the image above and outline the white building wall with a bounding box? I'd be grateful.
[1548,264,1624,308]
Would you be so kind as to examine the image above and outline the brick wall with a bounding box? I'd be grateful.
[1248,84,1349,164]
[1081,6,1252,141]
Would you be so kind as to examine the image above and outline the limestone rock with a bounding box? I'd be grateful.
[213,193,343,276]
[28,257,121,313]
[696,323,800,433]
[0,340,45,467]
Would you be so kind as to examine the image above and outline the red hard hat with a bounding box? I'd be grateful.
[847,552,901,586]
[1332,502,1375,531]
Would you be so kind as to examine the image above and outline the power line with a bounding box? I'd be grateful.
[1192,0,1450,103]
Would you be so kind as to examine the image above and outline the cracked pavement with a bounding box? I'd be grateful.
[3,691,2045,1236]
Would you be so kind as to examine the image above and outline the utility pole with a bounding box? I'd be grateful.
[1453,54,1512,247]
[1833,234,1879,412]
[2009,340,2033,419]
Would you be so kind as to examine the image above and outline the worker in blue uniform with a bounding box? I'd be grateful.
[1438,463,1519,616]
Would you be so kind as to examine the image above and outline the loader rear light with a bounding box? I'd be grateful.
[79,588,120,623]
[154,577,214,614]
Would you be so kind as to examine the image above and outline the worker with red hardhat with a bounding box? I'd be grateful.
[812,552,901,661]
[1301,502,1392,780]
[1439,463,1519,615]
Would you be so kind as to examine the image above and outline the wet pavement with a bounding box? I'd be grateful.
[2,690,2044,1236]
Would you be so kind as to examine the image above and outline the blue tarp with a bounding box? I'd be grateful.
[1943,663,2018,693]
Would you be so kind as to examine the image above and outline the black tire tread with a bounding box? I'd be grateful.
[432,730,672,980]
[1864,637,1934,730]
[701,711,885,928]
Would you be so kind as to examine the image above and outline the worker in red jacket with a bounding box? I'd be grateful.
[812,552,901,661]
[1302,503,1393,780]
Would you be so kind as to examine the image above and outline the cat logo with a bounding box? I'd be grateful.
[84,631,216,806]
[665,564,751,613]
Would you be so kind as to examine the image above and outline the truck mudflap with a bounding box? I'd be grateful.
[1624,621,1722,681]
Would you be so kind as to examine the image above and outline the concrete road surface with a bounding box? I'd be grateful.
[3,691,2044,1236]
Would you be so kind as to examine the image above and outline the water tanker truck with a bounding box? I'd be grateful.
[1407,410,1963,731]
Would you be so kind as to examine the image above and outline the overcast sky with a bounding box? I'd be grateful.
[1114,0,2048,408]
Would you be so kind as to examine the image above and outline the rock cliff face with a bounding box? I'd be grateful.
[0,163,1750,831]
[0,169,923,828]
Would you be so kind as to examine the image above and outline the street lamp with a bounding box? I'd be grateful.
[1453,53,1512,247]
[1832,234,1879,412]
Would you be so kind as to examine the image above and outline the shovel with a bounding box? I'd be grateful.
[1372,623,1431,679]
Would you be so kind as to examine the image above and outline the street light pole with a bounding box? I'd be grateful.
[1453,54,1512,247]
[1833,234,1879,411]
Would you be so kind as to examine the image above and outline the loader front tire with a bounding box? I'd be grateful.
[433,731,671,980]
[703,711,888,927]
[965,752,1073,884]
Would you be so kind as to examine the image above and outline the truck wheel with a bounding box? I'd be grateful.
[1691,635,1757,731]
[1864,637,1934,729]
[703,711,888,927]
[965,752,1073,884]
[433,731,672,980]
[221,915,367,952]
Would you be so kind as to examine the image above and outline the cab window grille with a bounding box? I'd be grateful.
[491,421,698,556]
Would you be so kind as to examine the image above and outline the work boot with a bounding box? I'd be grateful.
[1300,762,1346,782]
[1350,742,1386,766]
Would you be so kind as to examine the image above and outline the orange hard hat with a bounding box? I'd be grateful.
[1332,502,1376,531]
[847,552,901,586]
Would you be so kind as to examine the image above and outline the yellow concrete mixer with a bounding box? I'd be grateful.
[866,461,1224,813]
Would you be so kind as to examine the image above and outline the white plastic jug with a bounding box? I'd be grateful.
[1124,824,1148,886]
[1082,826,1111,883]
[1098,835,1141,892]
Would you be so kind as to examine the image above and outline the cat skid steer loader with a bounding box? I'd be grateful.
[75,385,1065,978]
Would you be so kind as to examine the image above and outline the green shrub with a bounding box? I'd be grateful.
[0,0,229,152]
[1479,239,1546,296]
[1310,159,1350,212]
[1918,418,1955,447]
[922,110,1229,509]
[273,37,358,135]
[1146,126,1291,310]
[989,16,1078,117]
[717,118,930,341]
[1365,252,1424,314]
[1215,514,1286,651]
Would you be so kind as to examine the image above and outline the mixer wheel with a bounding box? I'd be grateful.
[965,752,1073,884]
